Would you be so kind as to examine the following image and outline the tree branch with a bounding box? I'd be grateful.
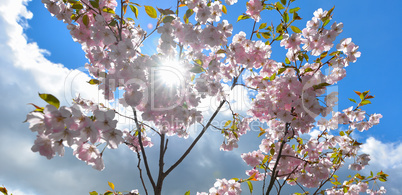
[265,123,290,195]
[164,100,226,176]
[132,107,156,190]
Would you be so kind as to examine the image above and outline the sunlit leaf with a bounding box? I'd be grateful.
[39,93,60,109]
[222,5,227,14]
[89,191,98,195]
[190,65,204,73]
[289,7,300,13]
[237,14,250,22]
[247,181,253,193]
[259,23,267,29]
[108,182,115,190]
[224,120,231,127]
[144,5,157,18]
[103,7,115,14]
[275,2,285,10]
[130,5,139,18]
[348,98,356,103]
[290,26,301,33]
[360,100,371,106]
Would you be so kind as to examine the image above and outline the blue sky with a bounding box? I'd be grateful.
[1,0,402,194]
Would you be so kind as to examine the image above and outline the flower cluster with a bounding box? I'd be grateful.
[26,96,153,170]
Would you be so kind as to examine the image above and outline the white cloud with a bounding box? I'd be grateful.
[361,137,402,169]
[360,137,402,194]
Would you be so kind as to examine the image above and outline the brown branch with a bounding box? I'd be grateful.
[135,147,149,195]
[132,107,156,190]
[265,123,290,195]
[164,99,226,176]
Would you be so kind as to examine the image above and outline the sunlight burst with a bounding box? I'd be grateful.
[155,59,186,88]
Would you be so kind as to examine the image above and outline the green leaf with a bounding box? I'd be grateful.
[329,51,341,56]
[88,79,100,85]
[144,5,157,18]
[222,5,227,14]
[275,2,285,10]
[274,34,283,41]
[280,0,287,6]
[285,57,290,64]
[103,7,115,14]
[276,23,283,33]
[362,90,370,97]
[320,51,328,59]
[183,9,194,24]
[259,23,267,29]
[184,190,191,195]
[303,53,309,61]
[290,26,301,33]
[339,131,345,136]
[313,82,331,90]
[293,12,302,20]
[71,2,84,9]
[303,68,313,73]
[129,5,138,18]
[269,73,276,81]
[327,6,335,17]
[283,12,289,23]
[261,32,270,39]
[194,59,203,65]
[82,14,89,27]
[104,191,113,195]
[247,181,253,193]
[39,93,60,109]
[90,0,99,8]
[348,98,357,103]
[190,65,204,73]
[237,14,250,22]
[322,18,330,27]
[289,7,300,13]
[71,4,83,10]
[270,148,275,155]
[360,100,371,106]
[163,16,175,23]
[224,120,231,127]
[277,67,287,75]
[89,191,98,195]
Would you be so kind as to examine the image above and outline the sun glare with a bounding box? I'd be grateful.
[155,60,186,88]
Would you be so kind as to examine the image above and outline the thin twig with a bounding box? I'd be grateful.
[164,100,226,176]
[113,109,161,136]
[135,147,149,195]
[132,107,156,190]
